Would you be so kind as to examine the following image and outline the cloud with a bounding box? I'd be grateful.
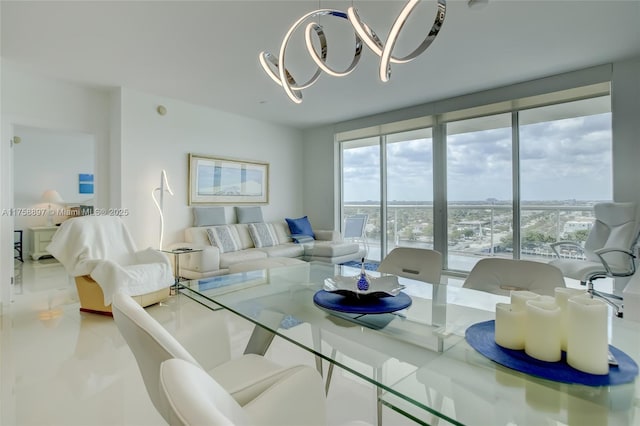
[343,112,612,202]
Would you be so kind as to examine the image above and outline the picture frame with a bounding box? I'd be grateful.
[188,153,269,205]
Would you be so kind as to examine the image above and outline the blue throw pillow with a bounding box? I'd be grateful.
[286,216,315,239]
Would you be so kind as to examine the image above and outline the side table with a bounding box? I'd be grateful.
[30,226,59,260]
[161,248,203,291]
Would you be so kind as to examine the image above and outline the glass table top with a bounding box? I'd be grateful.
[180,261,639,426]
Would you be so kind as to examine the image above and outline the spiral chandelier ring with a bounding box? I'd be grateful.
[259,0,447,103]
[259,9,362,104]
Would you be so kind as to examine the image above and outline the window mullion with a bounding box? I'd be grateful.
[512,111,521,260]
[380,135,388,258]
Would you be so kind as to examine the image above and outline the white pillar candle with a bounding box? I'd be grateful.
[554,288,586,351]
[566,295,609,375]
[525,299,562,362]
[495,303,526,350]
[511,290,540,310]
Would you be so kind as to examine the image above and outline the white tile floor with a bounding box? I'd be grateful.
[1,259,418,426]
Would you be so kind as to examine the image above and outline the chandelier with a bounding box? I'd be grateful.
[259,0,447,104]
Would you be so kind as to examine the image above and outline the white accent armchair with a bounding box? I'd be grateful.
[47,215,173,314]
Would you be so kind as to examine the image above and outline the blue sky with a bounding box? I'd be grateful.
[343,113,612,202]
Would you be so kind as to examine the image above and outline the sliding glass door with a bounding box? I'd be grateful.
[446,114,513,271]
[342,137,381,260]
[341,129,433,262]
[386,129,434,256]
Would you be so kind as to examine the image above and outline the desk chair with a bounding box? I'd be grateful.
[463,258,566,297]
[112,291,322,424]
[550,202,638,316]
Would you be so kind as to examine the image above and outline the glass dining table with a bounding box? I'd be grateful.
[179,261,639,426]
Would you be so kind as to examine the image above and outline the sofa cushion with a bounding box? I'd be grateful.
[236,206,263,224]
[233,224,255,250]
[248,223,278,248]
[219,249,268,269]
[206,226,241,253]
[258,243,305,258]
[310,241,360,257]
[184,227,210,245]
[271,222,293,244]
[285,216,315,238]
[193,206,226,227]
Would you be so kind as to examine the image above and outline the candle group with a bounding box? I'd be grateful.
[494,288,609,375]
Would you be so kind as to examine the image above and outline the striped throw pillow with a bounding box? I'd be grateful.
[248,223,278,248]
[206,226,241,253]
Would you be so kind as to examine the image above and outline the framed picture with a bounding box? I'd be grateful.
[78,173,94,194]
[188,154,269,205]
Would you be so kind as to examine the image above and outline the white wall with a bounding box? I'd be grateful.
[611,56,640,211]
[302,126,337,230]
[118,88,305,250]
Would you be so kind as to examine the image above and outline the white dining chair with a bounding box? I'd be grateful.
[462,258,566,297]
[159,358,372,426]
[111,291,324,423]
[377,247,442,285]
[324,247,442,426]
[159,358,327,426]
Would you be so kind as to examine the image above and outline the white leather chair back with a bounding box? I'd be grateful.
[112,292,202,422]
[585,202,638,270]
[463,258,566,297]
[159,358,249,426]
[160,358,332,426]
[378,247,442,285]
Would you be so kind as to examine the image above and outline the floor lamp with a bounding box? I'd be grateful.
[151,170,173,250]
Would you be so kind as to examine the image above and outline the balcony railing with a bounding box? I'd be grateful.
[344,203,597,271]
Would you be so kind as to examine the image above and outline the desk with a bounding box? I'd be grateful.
[180,262,639,426]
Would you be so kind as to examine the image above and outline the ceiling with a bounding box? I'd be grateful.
[2,1,639,129]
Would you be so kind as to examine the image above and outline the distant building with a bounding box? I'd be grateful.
[562,220,593,236]
[457,220,489,236]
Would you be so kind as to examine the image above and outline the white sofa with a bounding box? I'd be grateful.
[171,221,363,280]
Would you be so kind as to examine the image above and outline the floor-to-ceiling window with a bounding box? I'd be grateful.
[341,129,433,262]
[518,96,612,260]
[339,87,612,273]
[342,137,381,260]
[446,114,513,271]
[385,129,434,259]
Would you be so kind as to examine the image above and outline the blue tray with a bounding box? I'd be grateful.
[313,290,412,314]
[465,320,639,386]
